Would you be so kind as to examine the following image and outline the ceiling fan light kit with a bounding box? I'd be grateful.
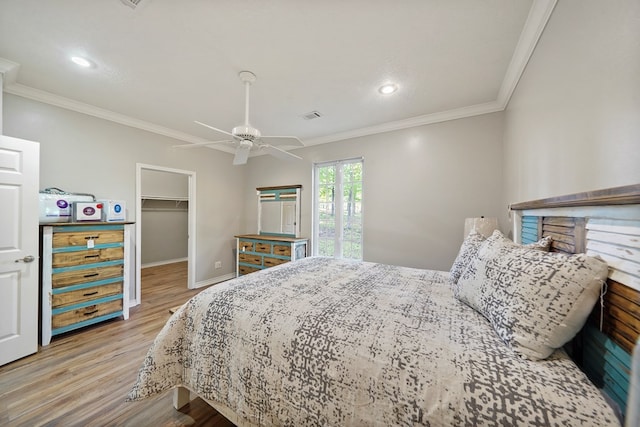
[232,125,261,140]
[175,70,303,165]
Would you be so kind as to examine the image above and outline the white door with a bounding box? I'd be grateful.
[0,135,39,366]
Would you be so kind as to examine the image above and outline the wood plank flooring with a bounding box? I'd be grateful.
[0,262,236,427]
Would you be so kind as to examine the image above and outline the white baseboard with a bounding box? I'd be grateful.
[141,257,188,269]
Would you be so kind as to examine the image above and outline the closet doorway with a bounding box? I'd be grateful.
[135,164,196,305]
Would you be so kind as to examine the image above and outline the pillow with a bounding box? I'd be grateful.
[455,231,608,360]
[449,231,486,285]
[525,234,553,251]
[449,230,552,286]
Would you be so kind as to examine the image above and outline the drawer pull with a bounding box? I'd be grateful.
[83,310,99,316]
[83,291,99,296]
[85,236,100,240]
[83,273,99,278]
[84,254,100,259]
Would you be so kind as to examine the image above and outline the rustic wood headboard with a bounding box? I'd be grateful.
[510,184,640,415]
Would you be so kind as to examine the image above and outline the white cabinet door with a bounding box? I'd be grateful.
[0,135,39,366]
[282,201,296,235]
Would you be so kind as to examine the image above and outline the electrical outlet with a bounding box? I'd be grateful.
[214,261,222,269]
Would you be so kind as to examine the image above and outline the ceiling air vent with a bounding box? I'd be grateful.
[121,0,144,9]
[302,111,322,120]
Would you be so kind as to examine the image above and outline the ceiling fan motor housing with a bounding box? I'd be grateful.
[238,139,253,149]
[232,125,261,141]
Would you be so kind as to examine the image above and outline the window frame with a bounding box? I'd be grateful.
[312,157,364,259]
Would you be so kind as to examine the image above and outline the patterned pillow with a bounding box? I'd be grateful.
[449,230,552,286]
[526,234,552,251]
[449,231,486,285]
[454,231,608,360]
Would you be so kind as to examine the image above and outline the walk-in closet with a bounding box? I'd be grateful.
[140,169,189,267]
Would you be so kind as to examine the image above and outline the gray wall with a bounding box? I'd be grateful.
[503,0,640,205]
[141,169,189,198]
[3,94,245,298]
[141,204,188,265]
[244,113,505,271]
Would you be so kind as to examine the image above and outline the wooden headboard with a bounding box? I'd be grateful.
[510,184,640,416]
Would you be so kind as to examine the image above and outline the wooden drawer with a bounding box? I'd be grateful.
[52,247,124,268]
[273,245,291,257]
[239,253,262,266]
[52,299,123,329]
[238,241,254,252]
[52,265,123,288]
[53,230,123,248]
[255,242,271,253]
[52,282,123,308]
[239,265,260,275]
[263,257,288,268]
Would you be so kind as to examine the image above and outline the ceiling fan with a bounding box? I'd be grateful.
[174,71,304,165]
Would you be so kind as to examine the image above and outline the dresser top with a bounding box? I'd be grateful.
[235,234,308,243]
[40,221,135,227]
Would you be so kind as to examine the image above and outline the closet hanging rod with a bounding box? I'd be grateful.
[141,207,188,212]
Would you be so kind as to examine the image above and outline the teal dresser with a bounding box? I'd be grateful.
[40,222,133,345]
[235,234,308,276]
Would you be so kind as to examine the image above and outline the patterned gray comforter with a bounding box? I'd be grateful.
[128,257,619,426]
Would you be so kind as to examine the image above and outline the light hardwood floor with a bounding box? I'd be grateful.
[0,262,236,427]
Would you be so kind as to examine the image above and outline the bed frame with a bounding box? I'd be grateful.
[172,184,640,424]
[510,183,640,417]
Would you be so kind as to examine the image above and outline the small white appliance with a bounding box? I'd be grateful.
[71,202,103,221]
[39,189,95,223]
[100,200,126,222]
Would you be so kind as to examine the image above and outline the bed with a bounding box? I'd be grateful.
[128,184,640,426]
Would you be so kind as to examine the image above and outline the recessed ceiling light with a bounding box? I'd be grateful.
[71,56,94,68]
[378,83,398,95]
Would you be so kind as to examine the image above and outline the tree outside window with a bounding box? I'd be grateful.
[314,159,363,260]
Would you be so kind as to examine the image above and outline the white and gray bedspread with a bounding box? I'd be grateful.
[128,257,619,426]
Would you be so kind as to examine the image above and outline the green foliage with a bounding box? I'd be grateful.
[317,161,363,259]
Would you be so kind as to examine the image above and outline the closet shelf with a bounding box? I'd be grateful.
[141,195,188,201]
[141,195,189,210]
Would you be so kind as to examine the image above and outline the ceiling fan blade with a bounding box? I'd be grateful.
[260,135,304,147]
[263,144,303,161]
[233,145,251,165]
[173,140,233,149]
[194,120,236,138]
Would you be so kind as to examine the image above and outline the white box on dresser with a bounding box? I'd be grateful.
[40,222,133,345]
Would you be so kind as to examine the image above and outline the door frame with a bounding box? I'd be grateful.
[135,163,196,305]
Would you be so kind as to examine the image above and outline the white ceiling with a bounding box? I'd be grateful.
[0,0,556,151]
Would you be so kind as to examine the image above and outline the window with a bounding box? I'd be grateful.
[313,158,363,259]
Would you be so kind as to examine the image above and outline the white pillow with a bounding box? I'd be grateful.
[449,231,486,285]
[449,230,552,286]
[455,230,608,360]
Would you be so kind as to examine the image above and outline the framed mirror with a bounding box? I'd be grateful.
[257,185,301,237]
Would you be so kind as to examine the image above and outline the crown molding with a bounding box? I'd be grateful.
[0,57,20,87]
[4,83,235,154]
[496,0,557,108]
[4,83,202,142]
[1,0,555,148]
[303,100,504,146]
